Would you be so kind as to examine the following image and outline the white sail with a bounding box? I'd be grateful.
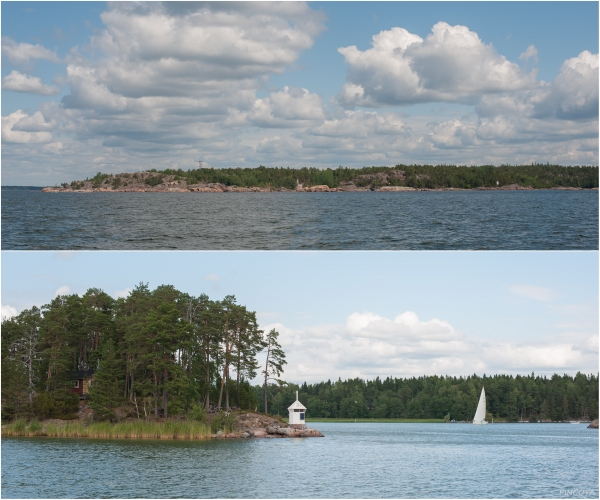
[473,387,488,425]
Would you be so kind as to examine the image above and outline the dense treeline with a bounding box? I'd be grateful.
[1,285,285,422]
[3,286,597,423]
[149,164,598,189]
[257,374,599,422]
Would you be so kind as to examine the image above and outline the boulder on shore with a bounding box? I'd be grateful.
[587,419,598,429]
[305,185,331,192]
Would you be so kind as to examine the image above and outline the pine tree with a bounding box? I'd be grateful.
[262,329,286,415]
[89,340,123,421]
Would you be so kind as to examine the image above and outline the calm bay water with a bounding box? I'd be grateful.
[1,423,598,498]
[2,190,598,250]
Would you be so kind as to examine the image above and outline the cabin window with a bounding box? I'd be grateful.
[73,380,80,388]
[300,413,305,420]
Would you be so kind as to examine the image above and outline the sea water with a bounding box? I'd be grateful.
[2,190,597,250]
[1,423,597,498]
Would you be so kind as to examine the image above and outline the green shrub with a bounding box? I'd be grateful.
[211,411,236,433]
[144,175,164,187]
[188,404,206,422]
[32,391,79,419]
[28,419,42,432]
[91,172,110,188]
[14,418,27,433]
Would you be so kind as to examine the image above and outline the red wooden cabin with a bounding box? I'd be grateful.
[69,370,95,399]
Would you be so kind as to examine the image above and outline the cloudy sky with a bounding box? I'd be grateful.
[2,251,597,383]
[1,2,598,185]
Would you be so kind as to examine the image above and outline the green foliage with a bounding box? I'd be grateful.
[31,391,79,419]
[148,164,599,190]
[188,404,207,422]
[62,164,598,191]
[2,284,270,425]
[144,174,164,186]
[1,306,43,420]
[262,328,287,414]
[14,418,27,433]
[1,357,30,421]
[28,419,42,432]
[259,373,599,421]
[111,177,122,189]
[210,411,236,433]
[91,172,110,188]
[89,340,124,421]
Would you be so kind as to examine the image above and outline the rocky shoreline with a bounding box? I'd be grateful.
[216,412,324,439]
[41,170,597,193]
[41,182,596,193]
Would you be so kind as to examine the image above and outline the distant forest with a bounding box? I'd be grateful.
[149,164,599,190]
[2,285,598,423]
[262,374,599,422]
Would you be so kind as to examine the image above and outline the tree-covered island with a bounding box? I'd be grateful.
[2,284,598,439]
[43,164,599,193]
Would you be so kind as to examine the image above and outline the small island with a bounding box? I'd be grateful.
[1,285,326,440]
[42,164,599,193]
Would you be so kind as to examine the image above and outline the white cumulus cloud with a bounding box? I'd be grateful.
[337,22,537,107]
[2,110,54,144]
[1,36,60,64]
[231,86,325,128]
[519,45,539,63]
[2,71,60,95]
[55,285,71,297]
[259,310,597,383]
[1,304,18,320]
[113,288,132,299]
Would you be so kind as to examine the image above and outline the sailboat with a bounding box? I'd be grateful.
[473,387,488,425]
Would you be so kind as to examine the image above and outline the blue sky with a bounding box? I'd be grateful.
[2,251,597,382]
[1,2,598,185]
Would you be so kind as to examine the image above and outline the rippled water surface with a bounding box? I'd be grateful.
[2,190,597,249]
[2,423,598,498]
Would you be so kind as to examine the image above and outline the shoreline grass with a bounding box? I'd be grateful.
[1,419,211,440]
[306,418,446,423]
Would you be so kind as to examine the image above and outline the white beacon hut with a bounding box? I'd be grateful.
[288,391,307,429]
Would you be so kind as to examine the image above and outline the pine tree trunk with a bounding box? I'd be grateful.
[218,316,229,410]
[237,358,241,409]
[163,368,168,418]
[205,349,210,410]
[218,371,225,410]
[264,344,270,414]
[130,371,135,401]
[153,371,158,419]
[225,368,229,410]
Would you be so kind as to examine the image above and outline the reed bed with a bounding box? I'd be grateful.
[2,419,211,440]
